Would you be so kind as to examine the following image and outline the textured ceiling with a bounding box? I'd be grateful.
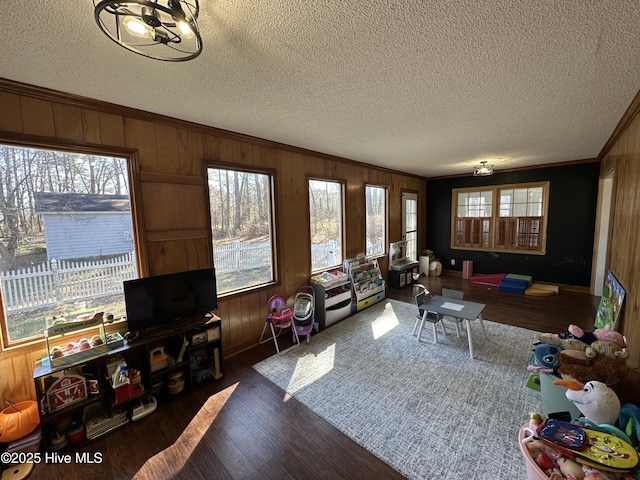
[1,1,640,177]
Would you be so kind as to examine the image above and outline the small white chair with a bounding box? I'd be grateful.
[412,291,446,343]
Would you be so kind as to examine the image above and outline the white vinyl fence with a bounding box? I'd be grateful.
[213,240,272,273]
[311,239,342,271]
[1,241,342,312]
[0,252,137,312]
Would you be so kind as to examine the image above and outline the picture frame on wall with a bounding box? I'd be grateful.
[594,270,626,330]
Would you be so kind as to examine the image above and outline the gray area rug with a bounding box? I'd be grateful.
[253,298,541,479]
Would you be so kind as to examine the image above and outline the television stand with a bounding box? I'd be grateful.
[33,315,223,453]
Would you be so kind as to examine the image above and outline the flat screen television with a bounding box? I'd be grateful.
[594,270,625,330]
[124,268,218,332]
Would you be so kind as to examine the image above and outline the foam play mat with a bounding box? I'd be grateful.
[468,273,505,286]
[524,283,559,296]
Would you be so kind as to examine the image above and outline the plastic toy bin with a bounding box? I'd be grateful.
[518,423,548,480]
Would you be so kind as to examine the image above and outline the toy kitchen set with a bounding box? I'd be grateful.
[387,240,419,288]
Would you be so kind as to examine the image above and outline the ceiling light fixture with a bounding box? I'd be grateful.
[94,0,202,62]
[473,161,494,176]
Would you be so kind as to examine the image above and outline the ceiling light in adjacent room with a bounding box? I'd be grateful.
[473,161,494,176]
[94,0,202,62]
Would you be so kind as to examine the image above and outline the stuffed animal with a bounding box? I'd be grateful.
[568,324,627,349]
[534,329,627,360]
[557,350,640,406]
[553,379,621,426]
[557,457,585,480]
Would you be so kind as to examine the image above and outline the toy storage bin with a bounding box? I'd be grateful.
[518,423,549,480]
[45,316,108,367]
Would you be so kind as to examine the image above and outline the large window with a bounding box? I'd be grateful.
[452,182,548,253]
[365,185,387,256]
[454,190,493,248]
[207,167,275,294]
[309,179,343,271]
[0,145,137,346]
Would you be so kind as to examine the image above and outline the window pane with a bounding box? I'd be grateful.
[309,179,343,271]
[527,187,543,215]
[405,199,417,231]
[458,190,491,217]
[0,145,137,344]
[499,190,512,217]
[365,186,386,256]
[513,203,527,216]
[207,168,274,293]
[513,188,528,203]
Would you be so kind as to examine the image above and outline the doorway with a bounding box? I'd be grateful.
[591,171,614,296]
[402,192,418,261]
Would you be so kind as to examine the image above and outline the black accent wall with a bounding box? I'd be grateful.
[425,162,600,287]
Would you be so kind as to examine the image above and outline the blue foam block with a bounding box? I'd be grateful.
[499,277,527,294]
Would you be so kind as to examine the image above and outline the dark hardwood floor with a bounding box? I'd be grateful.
[25,274,598,480]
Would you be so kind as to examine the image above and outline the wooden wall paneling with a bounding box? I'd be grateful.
[240,290,261,347]
[52,103,84,142]
[203,134,220,163]
[344,163,365,258]
[218,137,235,163]
[306,154,324,178]
[602,112,640,369]
[155,123,180,175]
[222,294,244,354]
[124,118,158,171]
[250,144,261,167]
[0,353,37,404]
[141,181,208,232]
[329,159,344,179]
[278,150,296,297]
[291,152,311,289]
[0,80,441,398]
[214,299,232,355]
[81,108,102,144]
[388,175,401,242]
[235,140,253,166]
[19,96,55,137]
[179,129,205,176]
[146,237,211,276]
[0,91,23,133]
[98,112,125,147]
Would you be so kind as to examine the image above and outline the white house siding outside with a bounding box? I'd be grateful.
[41,212,133,260]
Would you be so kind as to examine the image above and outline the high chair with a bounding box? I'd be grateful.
[259,294,299,354]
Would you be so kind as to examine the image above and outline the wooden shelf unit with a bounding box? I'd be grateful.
[33,315,223,452]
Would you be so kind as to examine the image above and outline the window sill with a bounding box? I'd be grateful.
[450,245,547,256]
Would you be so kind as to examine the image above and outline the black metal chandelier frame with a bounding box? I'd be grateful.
[94,0,202,62]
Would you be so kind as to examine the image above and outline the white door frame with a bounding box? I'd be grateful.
[591,170,615,296]
[402,192,418,261]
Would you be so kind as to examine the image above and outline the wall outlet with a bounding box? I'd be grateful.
[450,259,456,266]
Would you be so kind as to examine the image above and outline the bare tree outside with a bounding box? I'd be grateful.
[0,144,135,344]
[207,167,274,293]
[365,185,386,255]
[309,179,343,270]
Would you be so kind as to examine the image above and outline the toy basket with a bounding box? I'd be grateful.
[518,423,549,480]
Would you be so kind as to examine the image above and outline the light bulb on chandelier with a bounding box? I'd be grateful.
[473,161,495,176]
[94,0,202,61]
